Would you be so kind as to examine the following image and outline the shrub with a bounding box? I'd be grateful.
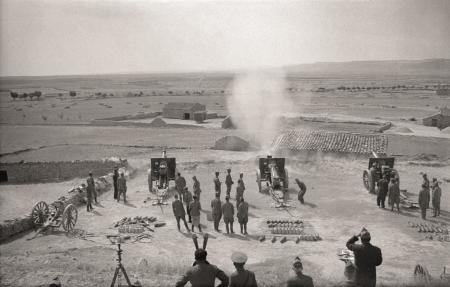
[10,92,18,100]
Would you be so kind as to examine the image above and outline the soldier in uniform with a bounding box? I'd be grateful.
[225,168,234,197]
[172,194,190,232]
[113,166,119,199]
[183,187,193,223]
[295,178,307,204]
[236,179,245,208]
[192,175,202,201]
[237,197,249,235]
[175,249,228,287]
[117,172,127,203]
[222,195,235,234]
[147,167,153,193]
[175,172,187,199]
[431,178,441,217]
[229,251,258,287]
[418,183,429,220]
[189,195,202,233]
[240,173,245,190]
[86,172,94,212]
[368,163,377,194]
[422,173,430,208]
[214,172,222,197]
[286,257,314,287]
[377,174,389,208]
[211,193,222,232]
[158,159,168,189]
[387,178,400,212]
[346,228,382,287]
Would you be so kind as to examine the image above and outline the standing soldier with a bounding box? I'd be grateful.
[431,179,441,217]
[175,172,187,199]
[211,193,222,232]
[86,172,95,212]
[147,167,153,193]
[346,228,382,287]
[422,173,430,208]
[240,173,245,190]
[237,197,249,235]
[117,172,127,203]
[418,183,429,220]
[183,187,193,223]
[192,176,202,201]
[225,168,234,197]
[214,172,222,197]
[368,163,378,194]
[189,195,202,233]
[175,249,228,287]
[377,174,389,208]
[388,178,400,212]
[113,166,119,199]
[295,178,307,204]
[229,252,258,287]
[172,194,190,232]
[236,179,245,208]
[222,196,235,234]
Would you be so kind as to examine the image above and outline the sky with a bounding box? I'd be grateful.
[0,0,449,76]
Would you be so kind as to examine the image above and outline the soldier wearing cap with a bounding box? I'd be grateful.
[86,172,95,211]
[346,228,382,287]
[236,179,245,208]
[189,195,202,233]
[222,195,235,234]
[117,171,127,203]
[172,194,190,232]
[183,187,193,223]
[175,172,187,199]
[431,178,441,217]
[422,173,430,208]
[113,166,119,199]
[214,172,222,197]
[368,162,378,194]
[230,251,258,287]
[286,256,314,287]
[175,249,229,287]
[192,176,202,201]
[237,197,249,235]
[211,192,222,232]
[225,168,234,197]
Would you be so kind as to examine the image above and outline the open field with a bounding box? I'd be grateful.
[1,73,450,286]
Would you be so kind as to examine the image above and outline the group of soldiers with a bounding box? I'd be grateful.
[171,169,250,235]
[418,173,442,220]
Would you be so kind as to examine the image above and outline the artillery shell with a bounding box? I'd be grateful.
[280,237,287,243]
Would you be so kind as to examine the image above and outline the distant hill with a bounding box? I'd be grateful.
[284,58,450,77]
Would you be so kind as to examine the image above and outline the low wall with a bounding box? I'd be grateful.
[0,159,127,184]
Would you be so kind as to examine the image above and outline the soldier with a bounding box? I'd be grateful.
[113,166,119,199]
[240,173,245,190]
[117,172,127,203]
[147,167,153,193]
[286,257,314,287]
[175,249,228,287]
[225,168,234,197]
[214,172,222,196]
[237,197,249,235]
[431,179,441,217]
[192,176,202,201]
[211,192,222,232]
[175,172,187,199]
[229,251,258,287]
[222,196,235,234]
[346,228,382,287]
[377,174,389,208]
[86,172,94,212]
[159,158,168,189]
[388,178,400,212]
[418,183,429,220]
[189,195,202,233]
[236,179,245,208]
[183,187,193,223]
[422,173,430,208]
[368,163,377,194]
[172,194,190,232]
[295,178,307,204]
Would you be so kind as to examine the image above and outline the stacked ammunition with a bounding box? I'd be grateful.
[267,219,303,235]
[408,222,449,234]
[114,216,159,234]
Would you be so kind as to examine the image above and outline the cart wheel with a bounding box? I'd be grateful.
[363,170,370,191]
[284,168,289,190]
[256,170,262,192]
[62,204,78,231]
[31,201,49,226]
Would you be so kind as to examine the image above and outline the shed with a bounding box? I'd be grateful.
[162,102,206,120]
[422,107,450,129]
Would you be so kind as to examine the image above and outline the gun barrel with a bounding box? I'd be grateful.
[372,151,379,158]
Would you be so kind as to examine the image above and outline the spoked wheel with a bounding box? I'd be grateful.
[31,201,49,226]
[363,170,370,191]
[256,170,262,192]
[62,204,78,231]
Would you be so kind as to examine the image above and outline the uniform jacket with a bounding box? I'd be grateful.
[236,182,245,198]
[193,180,201,195]
[418,188,429,209]
[176,176,187,191]
[378,178,389,197]
[237,201,249,220]
[222,202,234,219]
[175,261,229,287]
[189,201,201,217]
[113,172,119,187]
[346,235,382,286]
[388,182,400,204]
[183,191,193,204]
[230,269,258,287]
[432,186,441,206]
[117,176,127,192]
[86,177,95,194]
[211,198,222,215]
[172,199,186,217]
[286,273,314,287]
[225,174,234,186]
[214,177,221,192]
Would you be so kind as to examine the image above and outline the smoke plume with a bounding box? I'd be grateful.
[226,69,292,152]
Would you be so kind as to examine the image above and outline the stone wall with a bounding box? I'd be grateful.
[0,159,127,184]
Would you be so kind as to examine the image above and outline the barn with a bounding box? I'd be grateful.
[162,102,206,120]
[422,107,450,129]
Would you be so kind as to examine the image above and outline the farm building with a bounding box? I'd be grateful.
[422,107,450,129]
[162,102,206,120]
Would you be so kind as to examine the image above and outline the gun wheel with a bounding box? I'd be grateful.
[31,201,49,226]
[62,204,78,231]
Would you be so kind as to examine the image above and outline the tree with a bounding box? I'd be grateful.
[10,92,18,100]
[34,91,42,100]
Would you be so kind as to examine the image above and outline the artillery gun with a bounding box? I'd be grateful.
[148,150,176,205]
[29,196,78,239]
[362,151,399,193]
[256,156,289,207]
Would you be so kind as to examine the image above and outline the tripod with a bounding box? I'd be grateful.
[110,243,132,287]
